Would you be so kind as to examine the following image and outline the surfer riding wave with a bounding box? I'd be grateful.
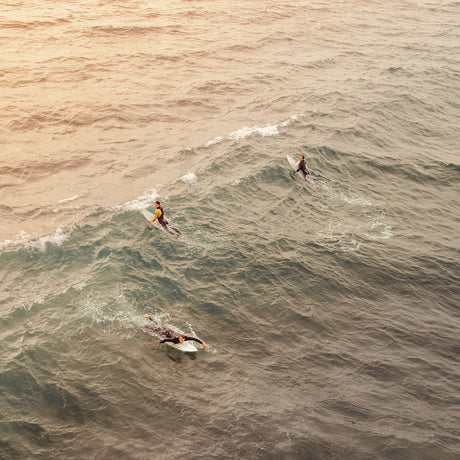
[150,201,184,237]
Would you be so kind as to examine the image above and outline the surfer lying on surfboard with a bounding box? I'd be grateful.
[296,155,310,178]
[150,201,184,238]
[142,315,208,348]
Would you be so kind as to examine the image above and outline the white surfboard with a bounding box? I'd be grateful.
[287,155,316,187]
[170,341,198,352]
[142,209,156,224]
[142,209,165,233]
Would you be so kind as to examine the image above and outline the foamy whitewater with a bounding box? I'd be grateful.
[0,1,459,459]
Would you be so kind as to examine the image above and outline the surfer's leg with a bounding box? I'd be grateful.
[159,220,183,237]
[167,226,183,237]
[162,223,181,236]
[160,222,172,234]
[169,226,183,237]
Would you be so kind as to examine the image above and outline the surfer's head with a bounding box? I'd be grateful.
[299,155,304,160]
[178,335,185,343]
[154,200,161,208]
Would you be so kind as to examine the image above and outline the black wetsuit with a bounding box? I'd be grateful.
[157,205,167,225]
[296,159,309,178]
[145,323,204,345]
[157,206,183,237]
[159,336,204,345]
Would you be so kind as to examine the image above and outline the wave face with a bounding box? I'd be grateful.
[1,1,459,459]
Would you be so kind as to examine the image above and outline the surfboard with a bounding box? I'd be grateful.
[287,155,316,187]
[142,209,157,225]
[171,341,198,352]
[142,209,168,233]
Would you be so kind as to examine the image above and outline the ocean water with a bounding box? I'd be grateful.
[1,1,459,459]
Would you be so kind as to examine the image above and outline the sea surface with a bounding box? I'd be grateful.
[1,1,459,459]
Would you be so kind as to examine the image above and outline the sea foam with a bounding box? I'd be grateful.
[58,194,80,204]
[180,172,197,184]
[0,226,71,253]
[32,226,70,252]
[112,189,159,212]
[204,114,300,147]
[0,230,29,252]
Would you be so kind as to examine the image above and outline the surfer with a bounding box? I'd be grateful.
[296,155,310,178]
[150,201,184,237]
[142,315,208,348]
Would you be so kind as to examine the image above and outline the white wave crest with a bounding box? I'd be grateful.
[112,189,159,212]
[0,230,29,251]
[180,172,197,184]
[0,227,69,252]
[58,194,79,204]
[281,115,298,127]
[205,136,223,147]
[203,114,300,147]
[32,226,70,252]
[53,206,81,214]
[228,124,279,139]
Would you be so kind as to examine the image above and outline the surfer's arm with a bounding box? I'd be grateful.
[142,315,162,331]
[155,338,173,348]
[184,336,208,348]
[159,338,175,344]
[150,209,161,223]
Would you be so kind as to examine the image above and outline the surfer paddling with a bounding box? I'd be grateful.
[142,315,208,348]
[296,155,310,179]
[150,201,184,238]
